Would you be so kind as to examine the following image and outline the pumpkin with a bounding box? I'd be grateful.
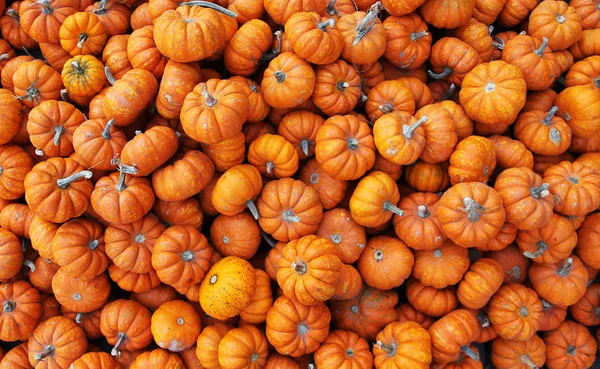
[152,198,203,229]
[130,349,184,369]
[0,203,32,239]
[27,100,85,157]
[19,0,79,44]
[528,0,583,51]
[266,295,330,357]
[523,88,558,112]
[436,182,506,248]
[396,303,435,329]
[544,320,597,369]
[72,118,126,171]
[459,60,527,126]
[452,18,493,63]
[315,207,366,264]
[514,106,573,156]
[276,111,323,159]
[485,245,530,284]
[565,56,600,89]
[0,145,32,201]
[181,79,249,144]
[314,330,373,369]
[264,0,325,25]
[228,76,270,123]
[24,157,93,223]
[529,256,588,306]
[428,38,479,86]
[543,161,600,216]
[382,14,430,70]
[152,150,214,202]
[428,309,481,364]
[257,178,323,242]
[412,240,469,289]
[223,19,273,77]
[487,283,543,341]
[261,52,316,109]
[1,343,34,369]
[217,325,269,369]
[40,42,72,73]
[366,80,416,121]
[336,5,387,65]
[59,12,107,56]
[299,160,348,211]
[70,352,121,369]
[372,112,426,165]
[415,104,458,163]
[210,213,260,260]
[457,258,504,309]
[100,299,153,356]
[102,35,133,80]
[404,160,450,193]
[570,0,600,30]
[104,68,158,127]
[239,269,272,324]
[13,60,64,108]
[120,126,178,177]
[372,321,432,369]
[517,212,577,264]
[502,35,561,91]
[1,56,34,93]
[357,235,413,290]
[576,213,600,269]
[28,257,60,294]
[0,281,41,342]
[248,134,299,178]
[312,59,361,116]
[244,122,276,144]
[349,171,403,227]
[150,300,201,352]
[196,323,234,368]
[406,278,458,318]
[154,61,202,120]
[555,86,600,138]
[28,316,87,369]
[448,135,496,185]
[330,285,398,340]
[52,266,110,312]
[200,132,245,172]
[491,335,546,369]
[419,0,474,29]
[284,12,343,65]
[129,284,177,312]
[392,192,444,250]
[569,283,600,326]
[498,0,537,26]
[199,256,256,320]
[211,165,262,219]
[0,3,38,49]
[332,263,363,301]
[488,136,533,170]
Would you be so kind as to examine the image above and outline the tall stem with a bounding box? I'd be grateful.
[460,346,479,362]
[71,60,85,74]
[246,200,259,220]
[23,259,36,273]
[542,106,559,125]
[104,66,116,85]
[557,257,573,276]
[111,332,128,356]
[102,119,115,140]
[523,241,548,259]
[299,139,310,156]
[179,1,238,17]
[353,2,384,46]
[261,231,276,248]
[534,37,549,57]
[92,0,108,14]
[56,171,93,189]
[428,67,452,80]
[403,116,427,139]
[410,31,428,41]
[317,18,336,31]
[521,355,538,369]
[383,201,404,216]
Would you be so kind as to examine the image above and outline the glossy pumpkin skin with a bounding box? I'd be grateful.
[428,309,481,364]
[210,212,261,260]
[491,335,546,369]
[349,171,402,228]
[373,111,425,165]
[487,284,543,341]
[457,258,504,309]
[266,295,331,357]
[436,182,506,248]
[419,0,475,29]
[104,68,158,127]
[569,283,600,326]
[412,240,469,289]
[406,279,458,318]
[336,10,387,66]
[70,352,121,369]
[429,37,480,86]
[150,300,201,352]
[357,235,414,290]
[544,320,597,369]
[392,192,445,251]
[211,165,262,218]
[102,34,133,79]
[239,269,273,324]
[261,52,316,109]
[577,213,600,269]
[373,321,432,369]
[404,160,450,192]
[415,104,458,164]
[555,86,600,138]
[448,136,497,185]
[529,256,589,306]
[315,207,366,264]
[28,316,88,369]
[277,235,341,305]
[199,256,256,320]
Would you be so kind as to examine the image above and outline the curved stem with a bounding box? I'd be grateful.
[60,89,71,103]
[541,299,552,310]
[104,66,116,85]
[201,84,217,107]
[299,139,310,157]
[521,355,538,369]
[530,183,550,198]
[523,241,548,259]
[594,77,600,88]
[534,37,549,57]
[260,30,282,62]
[492,37,505,50]
[179,1,238,17]
[92,0,108,13]
[462,197,485,223]
[102,119,115,140]
[71,60,85,74]
[375,341,397,356]
[261,231,276,248]
[326,0,340,16]
[557,257,573,276]
[56,170,93,189]
[34,345,55,361]
[34,0,54,14]
[403,116,427,139]
[110,332,127,357]
[23,259,36,273]
[317,18,335,31]
[428,67,452,80]
[460,346,479,362]
[76,33,88,49]
[353,1,384,46]
[476,311,490,328]
[410,31,428,41]
[246,200,259,220]
[383,201,404,216]
[16,76,40,104]
[7,8,20,23]
[542,106,559,125]
[53,125,64,146]
[445,83,456,100]
[265,161,274,175]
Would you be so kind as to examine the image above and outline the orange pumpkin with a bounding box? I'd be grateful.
[349,171,403,227]
[488,283,543,341]
[457,258,504,309]
[373,321,432,369]
[357,235,414,290]
[151,300,201,352]
[28,316,87,369]
[413,240,469,289]
[529,256,588,306]
[428,309,481,364]
[261,52,316,109]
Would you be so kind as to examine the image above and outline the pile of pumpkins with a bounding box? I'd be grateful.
[0,0,599,367]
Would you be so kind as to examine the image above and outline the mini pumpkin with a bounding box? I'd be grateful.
[357,235,414,290]
[151,300,201,352]
[413,240,469,289]
[529,256,588,306]
[261,52,316,109]
[457,258,504,309]
[544,320,597,369]
[448,135,497,184]
[336,5,387,65]
[543,161,600,216]
[28,316,87,369]
[349,171,403,228]
[488,284,543,341]
[428,309,481,364]
[59,12,107,56]
[247,134,299,178]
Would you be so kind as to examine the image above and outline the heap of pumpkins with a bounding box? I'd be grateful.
[0,0,600,367]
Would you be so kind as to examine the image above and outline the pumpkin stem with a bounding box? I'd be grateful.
[375,341,397,356]
[33,0,54,14]
[403,116,427,139]
[292,261,307,275]
[297,323,309,335]
[34,345,55,361]
[373,249,384,261]
[111,332,128,357]
[282,210,301,223]
[330,233,342,244]
[0,54,8,61]
[567,345,577,356]
[7,8,20,23]
[179,1,238,17]
[445,83,456,100]
[265,161,274,175]
[361,90,368,103]
[326,0,341,16]
[461,197,485,223]
[299,139,311,157]
[337,81,349,91]
[71,60,85,74]
[433,249,442,258]
[594,77,600,88]
[246,200,259,220]
[460,346,479,362]
[102,119,115,140]
[201,84,218,107]
[134,233,146,243]
[3,300,16,313]
[75,312,83,323]
[15,76,41,105]
[523,241,548,259]
[222,235,230,244]
[350,305,359,313]
[383,201,404,216]
[542,106,559,125]
[317,18,336,32]
[76,33,89,49]
[492,36,505,50]
[104,66,116,85]
[534,37,549,57]
[557,257,573,276]
[346,347,355,357]
[353,2,384,46]
[92,0,109,14]
[410,31,428,41]
[428,67,452,80]
[249,353,259,362]
[57,170,93,189]
[520,354,538,369]
[347,137,359,150]
[488,25,494,35]
[530,183,550,198]
[476,311,490,328]
[260,31,282,62]
[417,205,430,218]
[35,149,45,157]
[182,250,194,261]
[519,306,529,317]
[541,299,552,310]
[53,125,65,146]
[274,71,286,83]
[261,231,276,248]
[556,13,566,23]
[23,259,36,273]
[378,103,393,114]
[88,239,99,250]
[309,172,319,184]
[60,89,71,104]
